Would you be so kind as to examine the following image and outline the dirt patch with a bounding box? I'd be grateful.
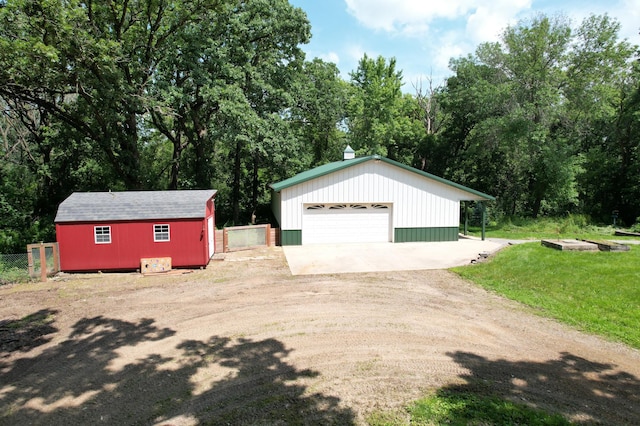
[0,247,638,425]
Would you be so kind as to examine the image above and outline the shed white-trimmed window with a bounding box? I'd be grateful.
[154,224,170,242]
[94,226,111,244]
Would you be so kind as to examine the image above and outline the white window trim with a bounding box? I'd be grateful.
[154,224,170,242]
[94,226,111,244]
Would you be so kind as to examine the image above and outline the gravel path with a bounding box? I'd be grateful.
[1,247,638,425]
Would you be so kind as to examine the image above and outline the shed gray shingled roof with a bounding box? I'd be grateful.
[54,190,217,223]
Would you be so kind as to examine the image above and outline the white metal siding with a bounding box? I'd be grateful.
[279,161,468,230]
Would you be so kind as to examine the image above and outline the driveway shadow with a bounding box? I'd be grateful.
[446,351,640,424]
[174,336,354,424]
[0,311,354,425]
[0,309,58,356]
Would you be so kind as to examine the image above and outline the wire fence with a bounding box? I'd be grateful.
[0,252,30,284]
[223,224,273,252]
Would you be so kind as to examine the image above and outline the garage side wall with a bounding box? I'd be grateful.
[278,161,468,244]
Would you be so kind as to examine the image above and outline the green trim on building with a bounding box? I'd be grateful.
[269,155,494,201]
[280,230,302,246]
[394,227,459,243]
[270,157,372,192]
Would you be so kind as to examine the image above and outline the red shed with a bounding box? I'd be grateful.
[54,190,217,272]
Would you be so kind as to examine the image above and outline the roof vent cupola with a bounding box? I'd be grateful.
[343,145,355,160]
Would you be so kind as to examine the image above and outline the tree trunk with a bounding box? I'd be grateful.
[532,195,542,219]
[251,151,260,216]
[120,110,142,189]
[232,139,243,224]
[169,144,181,190]
[194,139,208,188]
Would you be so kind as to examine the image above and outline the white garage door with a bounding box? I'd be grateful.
[302,203,392,244]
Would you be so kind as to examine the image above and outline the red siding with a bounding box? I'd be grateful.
[56,217,212,272]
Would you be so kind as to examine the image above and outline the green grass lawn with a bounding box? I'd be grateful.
[452,242,640,349]
[371,218,639,426]
[407,390,571,426]
[369,388,575,425]
[368,389,571,425]
[462,215,636,241]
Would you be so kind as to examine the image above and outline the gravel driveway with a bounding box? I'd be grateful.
[1,247,638,425]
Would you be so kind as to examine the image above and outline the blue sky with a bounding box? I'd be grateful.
[289,0,640,91]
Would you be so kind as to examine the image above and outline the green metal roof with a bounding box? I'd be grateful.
[270,155,495,201]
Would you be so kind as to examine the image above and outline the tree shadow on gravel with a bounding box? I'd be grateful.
[173,337,354,425]
[0,313,354,425]
[446,350,640,425]
[0,309,58,357]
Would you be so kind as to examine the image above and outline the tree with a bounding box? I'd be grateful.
[346,54,430,167]
[0,94,103,251]
[439,52,521,212]
[347,55,404,156]
[565,15,638,224]
[207,0,310,224]
[488,14,574,218]
[438,14,637,219]
[0,0,208,188]
[578,59,640,225]
[291,58,350,165]
[0,0,312,229]
[0,98,40,252]
[412,76,445,171]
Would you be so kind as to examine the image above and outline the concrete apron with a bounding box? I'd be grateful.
[283,239,506,275]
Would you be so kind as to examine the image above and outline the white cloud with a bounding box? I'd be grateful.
[343,0,534,82]
[345,0,475,33]
[611,0,640,44]
[320,51,341,64]
[345,43,369,63]
[425,29,473,78]
[344,0,531,39]
[338,0,639,92]
[467,0,531,43]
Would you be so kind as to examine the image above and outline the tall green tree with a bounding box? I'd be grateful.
[0,0,212,188]
[0,94,104,251]
[578,59,640,224]
[347,55,404,156]
[1,98,40,252]
[207,0,310,223]
[565,15,638,223]
[291,58,350,165]
[346,54,429,166]
[412,77,445,171]
[0,0,312,229]
[439,14,636,219]
[497,14,574,217]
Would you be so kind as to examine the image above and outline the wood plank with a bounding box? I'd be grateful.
[614,230,640,237]
[581,239,630,252]
[541,239,598,251]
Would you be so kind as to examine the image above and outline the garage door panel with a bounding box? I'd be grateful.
[302,203,391,244]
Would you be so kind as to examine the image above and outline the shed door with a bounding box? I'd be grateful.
[302,203,391,244]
